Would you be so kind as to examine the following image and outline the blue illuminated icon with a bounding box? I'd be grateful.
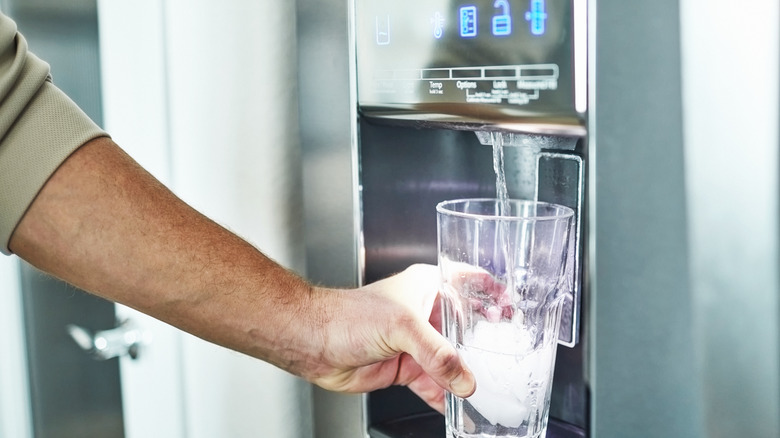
[460,5,477,38]
[492,0,512,36]
[432,11,445,39]
[525,0,547,36]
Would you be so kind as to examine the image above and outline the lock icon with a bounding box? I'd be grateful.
[492,0,512,36]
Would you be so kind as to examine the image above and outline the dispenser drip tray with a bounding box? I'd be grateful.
[369,412,586,438]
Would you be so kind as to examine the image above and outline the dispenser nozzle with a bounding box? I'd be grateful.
[475,131,578,150]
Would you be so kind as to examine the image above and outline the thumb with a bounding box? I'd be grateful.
[399,320,476,398]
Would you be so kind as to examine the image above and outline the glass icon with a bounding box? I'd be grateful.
[375,15,390,45]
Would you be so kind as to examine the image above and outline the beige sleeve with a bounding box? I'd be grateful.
[0,13,108,255]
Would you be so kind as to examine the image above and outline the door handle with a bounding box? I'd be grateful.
[67,319,147,360]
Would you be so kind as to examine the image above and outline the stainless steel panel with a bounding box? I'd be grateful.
[297,0,359,290]
[296,0,365,436]
[681,1,780,435]
[590,0,704,436]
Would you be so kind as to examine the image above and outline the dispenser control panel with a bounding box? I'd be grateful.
[354,0,585,125]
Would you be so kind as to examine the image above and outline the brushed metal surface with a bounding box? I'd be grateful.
[297,0,364,436]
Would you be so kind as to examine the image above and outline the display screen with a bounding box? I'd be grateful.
[354,0,584,127]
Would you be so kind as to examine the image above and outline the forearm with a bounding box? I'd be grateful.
[9,136,323,373]
[9,136,476,405]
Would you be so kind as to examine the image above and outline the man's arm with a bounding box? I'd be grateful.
[9,136,475,410]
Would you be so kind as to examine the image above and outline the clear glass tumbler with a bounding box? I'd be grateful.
[437,199,575,438]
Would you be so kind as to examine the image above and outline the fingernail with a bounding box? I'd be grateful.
[450,369,475,397]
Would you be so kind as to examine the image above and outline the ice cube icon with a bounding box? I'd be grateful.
[460,6,477,38]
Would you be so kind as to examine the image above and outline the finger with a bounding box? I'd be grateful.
[398,263,440,314]
[396,319,476,398]
[429,293,444,332]
[407,377,446,413]
[393,354,446,413]
[412,383,446,414]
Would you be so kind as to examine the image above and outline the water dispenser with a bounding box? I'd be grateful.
[351,0,589,436]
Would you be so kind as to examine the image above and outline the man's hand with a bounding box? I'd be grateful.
[303,264,476,412]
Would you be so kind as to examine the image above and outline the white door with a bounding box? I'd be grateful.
[0,257,33,438]
[97,2,187,436]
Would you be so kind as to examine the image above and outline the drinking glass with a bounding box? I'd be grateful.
[437,199,574,438]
